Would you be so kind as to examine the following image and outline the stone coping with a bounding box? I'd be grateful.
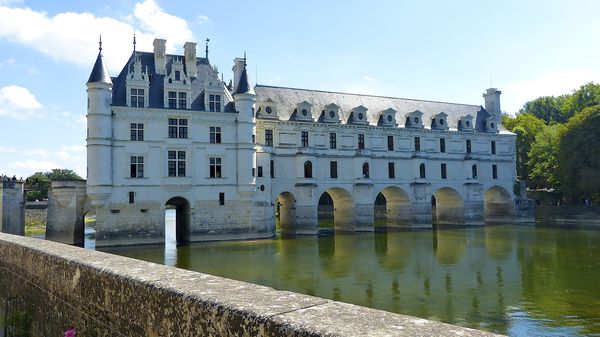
[0,233,503,336]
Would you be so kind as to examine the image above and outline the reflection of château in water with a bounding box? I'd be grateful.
[84,36,520,247]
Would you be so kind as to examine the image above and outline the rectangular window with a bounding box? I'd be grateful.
[130,156,144,178]
[168,151,186,177]
[265,129,273,146]
[330,161,338,178]
[329,133,337,149]
[257,166,263,178]
[270,160,275,178]
[466,139,472,153]
[209,157,222,178]
[301,131,309,147]
[387,135,394,151]
[168,118,188,139]
[414,137,421,151]
[130,123,144,141]
[440,138,446,153]
[388,162,395,179]
[441,163,447,179]
[130,88,144,108]
[358,134,365,149]
[168,91,177,109]
[492,164,498,179]
[178,92,187,109]
[128,191,135,204]
[219,192,225,206]
[491,141,496,155]
[210,126,222,144]
[175,70,181,81]
[209,94,221,112]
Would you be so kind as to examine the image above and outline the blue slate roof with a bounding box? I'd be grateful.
[87,51,112,84]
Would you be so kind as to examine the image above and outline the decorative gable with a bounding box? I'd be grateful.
[294,101,314,122]
[458,114,474,132]
[405,110,424,128]
[125,57,149,108]
[485,116,499,133]
[348,105,368,125]
[203,65,227,112]
[163,58,192,109]
[257,98,278,119]
[431,112,448,130]
[378,108,397,127]
[320,103,341,123]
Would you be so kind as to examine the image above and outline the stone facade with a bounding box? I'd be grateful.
[0,180,25,235]
[85,38,520,247]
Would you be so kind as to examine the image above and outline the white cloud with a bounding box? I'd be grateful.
[0,0,22,6]
[11,159,61,172]
[0,0,195,72]
[0,145,16,152]
[6,145,87,178]
[503,71,597,114]
[197,15,209,24]
[363,75,376,82]
[0,85,42,120]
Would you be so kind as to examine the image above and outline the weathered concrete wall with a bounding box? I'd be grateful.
[46,180,87,245]
[0,182,25,235]
[0,233,502,337]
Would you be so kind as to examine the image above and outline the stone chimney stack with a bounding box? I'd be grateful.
[483,88,502,118]
[153,38,167,75]
[184,42,197,78]
[232,57,245,92]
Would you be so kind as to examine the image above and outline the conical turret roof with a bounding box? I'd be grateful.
[87,47,112,85]
[234,62,254,95]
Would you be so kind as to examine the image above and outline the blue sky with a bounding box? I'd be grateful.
[1,0,599,179]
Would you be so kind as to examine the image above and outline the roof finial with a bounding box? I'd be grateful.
[133,29,137,53]
[99,34,103,54]
[205,38,210,59]
[243,51,247,66]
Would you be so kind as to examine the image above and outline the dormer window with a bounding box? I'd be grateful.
[302,109,309,117]
[175,71,181,81]
[458,114,474,132]
[320,103,340,123]
[432,112,448,130]
[378,108,397,127]
[349,105,368,125]
[485,116,499,133]
[131,89,144,108]
[329,110,335,118]
[405,110,424,128]
[295,101,314,122]
[209,94,221,112]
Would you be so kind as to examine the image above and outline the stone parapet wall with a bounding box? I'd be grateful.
[0,233,502,337]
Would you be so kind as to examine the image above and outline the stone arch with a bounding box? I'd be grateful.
[374,186,412,227]
[165,196,191,243]
[276,191,297,235]
[317,187,354,231]
[484,186,514,221]
[432,187,464,225]
[83,210,96,249]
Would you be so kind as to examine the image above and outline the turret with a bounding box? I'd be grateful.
[233,55,256,191]
[86,36,113,205]
[483,88,502,123]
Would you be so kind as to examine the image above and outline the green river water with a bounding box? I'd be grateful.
[97,219,600,336]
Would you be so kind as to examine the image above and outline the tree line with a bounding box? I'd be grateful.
[25,168,82,201]
[502,82,600,204]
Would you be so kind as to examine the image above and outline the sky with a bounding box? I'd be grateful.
[0,0,599,179]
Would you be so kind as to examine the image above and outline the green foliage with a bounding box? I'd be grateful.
[25,168,83,201]
[528,124,563,189]
[558,105,600,201]
[502,113,547,181]
[520,95,566,124]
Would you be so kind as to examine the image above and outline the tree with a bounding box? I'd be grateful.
[558,105,600,201]
[528,124,563,189]
[519,96,566,124]
[25,169,83,201]
[560,82,600,120]
[502,113,547,183]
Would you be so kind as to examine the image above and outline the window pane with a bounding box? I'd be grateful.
[168,151,176,159]
[178,151,186,159]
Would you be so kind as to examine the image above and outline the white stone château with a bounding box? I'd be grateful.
[86,38,516,247]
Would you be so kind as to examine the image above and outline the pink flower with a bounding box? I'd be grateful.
[65,328,76,337]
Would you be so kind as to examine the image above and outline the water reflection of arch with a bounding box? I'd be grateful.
[432,187,464,225]
[276,191,297,235]
[374,186,412,228]
[319,233,362,279]
[484,186,515,222]
[484,224,516,261]
[375,231,416,272]
[433,227,467,265]
[317,187,355,230]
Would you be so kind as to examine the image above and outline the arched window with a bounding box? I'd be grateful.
[472,164,478,178]
[419,163,426,178]
[362,162,370,178]
[304,161,313,178]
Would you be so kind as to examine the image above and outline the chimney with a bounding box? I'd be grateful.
[184,42,197,78]
[232,57,245,92]
[483,88,501,120]
[153,38,167,75]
